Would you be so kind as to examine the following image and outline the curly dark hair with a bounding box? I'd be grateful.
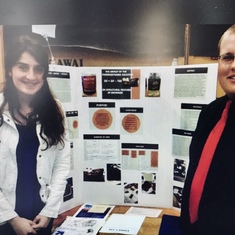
[1,34,65,149]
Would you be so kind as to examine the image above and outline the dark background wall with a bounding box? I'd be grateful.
[3,24,232,58]
[0,0,235,58]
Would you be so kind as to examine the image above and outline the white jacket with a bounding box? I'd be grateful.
[0,109,71,224]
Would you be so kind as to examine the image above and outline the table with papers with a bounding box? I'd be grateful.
[53,205,180,235]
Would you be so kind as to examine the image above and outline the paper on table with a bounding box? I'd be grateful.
[125,207,162,218]
[52,216,104,235]
[100,213,145,234]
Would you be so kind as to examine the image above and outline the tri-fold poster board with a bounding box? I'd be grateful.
[47,63,218,213]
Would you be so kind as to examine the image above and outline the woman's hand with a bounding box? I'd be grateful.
[32,215,51,231]
[9,216,37,235]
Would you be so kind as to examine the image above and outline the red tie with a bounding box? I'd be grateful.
[189,99,232,224]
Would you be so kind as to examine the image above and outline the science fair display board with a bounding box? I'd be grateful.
[48,63,218,213]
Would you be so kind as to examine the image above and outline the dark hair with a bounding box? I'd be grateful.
[1,34,65,149]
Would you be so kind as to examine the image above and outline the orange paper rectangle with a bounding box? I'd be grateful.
[131,150,137,158]
[151,151,158,167]
[122,150,129,155]
[139,150,145,155]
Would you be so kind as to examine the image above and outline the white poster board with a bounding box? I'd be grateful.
[48,63,218,212]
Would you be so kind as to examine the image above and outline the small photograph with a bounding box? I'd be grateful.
[141,172,156,194]
[145,72,161,97]
[173,185,183,208]
[83,167,105,182]
[122,77,139,87]
[106,164,121,182]
[63,177,73,202]
[173,158,187,182]
[81,74,97,97]
[124,182,138,204]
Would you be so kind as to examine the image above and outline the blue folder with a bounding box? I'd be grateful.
[158,214,181,235]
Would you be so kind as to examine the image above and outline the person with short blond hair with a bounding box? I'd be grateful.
[181,24,235,234]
